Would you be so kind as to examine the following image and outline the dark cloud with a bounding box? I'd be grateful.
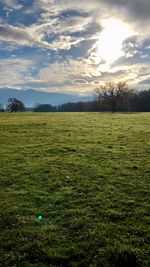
[0,24,33,44]
[0,23,55,49]
[95,0,150,20]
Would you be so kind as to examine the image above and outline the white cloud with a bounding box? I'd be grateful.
[38,59,93,84]
[0,54,149,93]
[49,35,84,50]
[2,0,23,10]
[0,58,34,88]
[0,24,36,46]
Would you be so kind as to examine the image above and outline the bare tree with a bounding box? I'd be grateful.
[7,98,26,112]
[96,81,131,112]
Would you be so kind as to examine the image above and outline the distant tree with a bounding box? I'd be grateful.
[96,82,131,112]
[33,104,57,112]
[129,89,150,112]
[57,100,102,112]
[7,98,26,112]
[0,103,4,112]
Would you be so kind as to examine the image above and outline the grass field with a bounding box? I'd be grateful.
[0,112,150,267]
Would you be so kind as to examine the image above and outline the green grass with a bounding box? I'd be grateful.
[0,112,150,267]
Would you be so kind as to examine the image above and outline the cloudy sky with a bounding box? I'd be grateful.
[0,0,150,95]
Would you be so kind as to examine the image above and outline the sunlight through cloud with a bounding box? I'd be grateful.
[96,18,133,65]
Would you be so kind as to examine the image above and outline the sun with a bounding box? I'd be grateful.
[96,18,133,65]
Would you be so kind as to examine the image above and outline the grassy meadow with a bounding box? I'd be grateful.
[0,112,150,267]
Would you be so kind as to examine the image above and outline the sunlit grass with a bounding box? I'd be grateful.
[0,112,150,266]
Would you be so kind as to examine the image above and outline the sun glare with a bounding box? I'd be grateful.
[96,18,133,65]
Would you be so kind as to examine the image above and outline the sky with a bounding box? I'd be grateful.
[0,0,150,95]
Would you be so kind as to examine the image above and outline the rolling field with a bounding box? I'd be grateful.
[0,112,150,267]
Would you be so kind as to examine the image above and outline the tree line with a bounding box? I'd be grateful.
[0,83,150,113]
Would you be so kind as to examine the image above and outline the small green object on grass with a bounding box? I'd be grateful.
[37,215,43,221]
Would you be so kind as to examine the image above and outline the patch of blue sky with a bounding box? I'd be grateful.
[0,51,14,59]
[2,10,39,27]
[0,43,16,58]
[143,40,150,49]
[10,46,50,58]
[19,80,69,89]
[0,44,60,67]
[0,0,38,27]
[135,47,150,62]
[16,46,45,57]
[42,33,60,44]
[19,0,34,7]
[0,4,7,18]
[139,79,150,85]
